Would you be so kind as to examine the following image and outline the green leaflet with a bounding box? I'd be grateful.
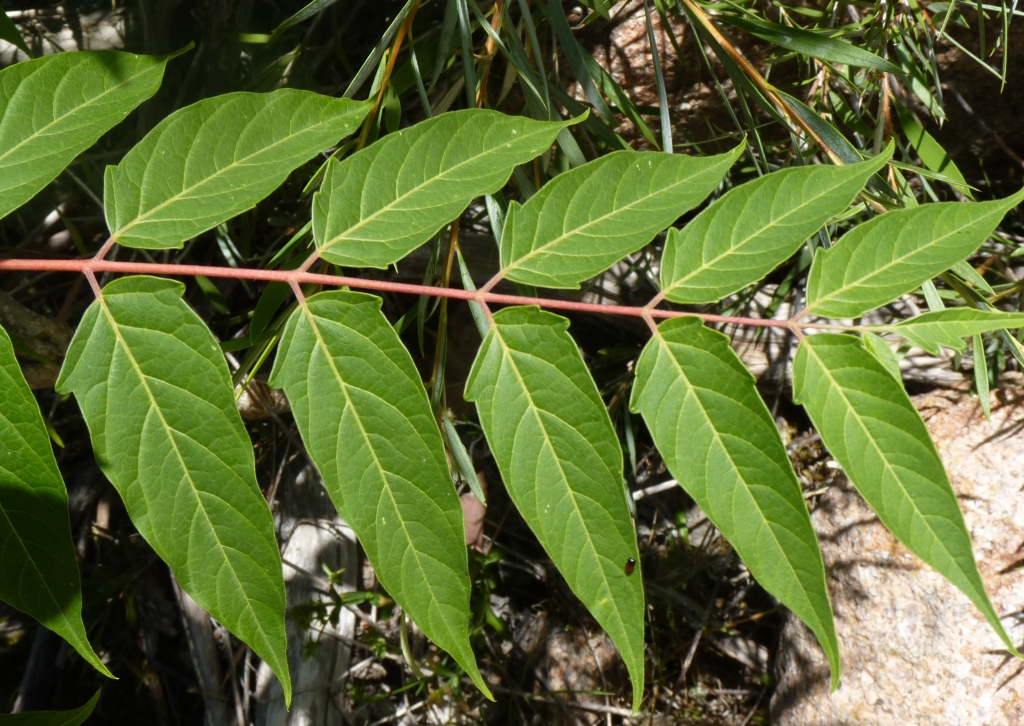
[793,334,1018,655]
[661,149,891,304]
[499,146,741,289]
[56,277,291,703]
[0,10,32,58]
[269,291,490,698]
[464,307,645,709]
[804,189,1024,319]
[0,690,99,726]
[888,309,1024,355]
[860,331,902,380]
[630,318,839,689]
[105,90,371,249]
[0,327,109,677]
[720,16,900,73]
[0,50,169,219]
[313,109,577,268]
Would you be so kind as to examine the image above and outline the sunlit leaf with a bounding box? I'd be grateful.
[500,146,741,289]
[631,317,839,688]
[313,109,577,268]
[465,306,645,708]
[661,148,890,304]
[793,333,1018,654]
[887,309,1024,354]
[0,327,109,677]
[269,291,491,698]
[105,90,371,249]
[0,50,170,219]
[804,190,1024,319]
[56,276,291,703]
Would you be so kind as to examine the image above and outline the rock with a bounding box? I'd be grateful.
[771,384,1024,725]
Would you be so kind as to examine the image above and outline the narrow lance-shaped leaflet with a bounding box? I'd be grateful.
[499,145,742,289]
[313,109,581,269]
[465,307,645,709]
[105,90,372,249]
[793,333,1019,655]
[630,318,840,689]
[0,326,110,677]
[269,291,491,698]
[661,147,891,305]
[56,276,292,703]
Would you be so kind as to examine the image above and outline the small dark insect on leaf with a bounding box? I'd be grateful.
[625,558,636,575]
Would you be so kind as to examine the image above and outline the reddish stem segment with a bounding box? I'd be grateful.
[0,257,803,330]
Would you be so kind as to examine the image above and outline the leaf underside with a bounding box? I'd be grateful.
[0,50,169,219]
[313,109,576,268]
[269,291,491,698]
[630,318,839,689]
[793,333,1017,655]
[0,326,109,676]
[56,276,292,703]
[465,306,645,709]
[500,145,742,289]
[661,148,891,304]
[106,90,371,249]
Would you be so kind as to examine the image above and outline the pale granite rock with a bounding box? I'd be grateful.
[772,385,1024,726]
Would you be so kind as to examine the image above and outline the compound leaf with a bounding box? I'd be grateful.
[662,148,891,304]
[269,291,490,698]
[889,309,1024,355]
[464,307,644,708]
[56,276,291,703]
[0,50,169,219]
[0,327,109,677]
[0,690,100,726]
[793,334,1017,655]
[313,109,577,268]
[804,190,1024,319]
[106,90,371,249]
[500,146,741,289]
[630,318,839,689]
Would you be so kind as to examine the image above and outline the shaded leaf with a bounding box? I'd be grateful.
[860,331,901,380]
[630,318,839,688]
[793,334,1018,654]
[0,690,100,726]
[313,109,577,268]
[56,277,291,703]
[501,146,741,289]
[0,50,169,219]
[269,291,490,698]
[662,148,890,304]
[106,90,371,249]
[464,307,645,708]
[721,16,900,73]
[0,327,109,677]
[804,190,1024,319]
[0,10,31,58]
[888,309,1024,354]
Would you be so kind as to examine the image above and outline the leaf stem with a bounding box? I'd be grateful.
[0,256,832,331]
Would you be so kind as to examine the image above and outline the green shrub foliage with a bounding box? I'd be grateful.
[1,49,1022,712]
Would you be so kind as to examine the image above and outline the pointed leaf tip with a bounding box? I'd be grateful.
[270,291,490,697]
[465,306,646,709]
[56,275,291,702]
[794,333,1017,656]
[630,318,839,687]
